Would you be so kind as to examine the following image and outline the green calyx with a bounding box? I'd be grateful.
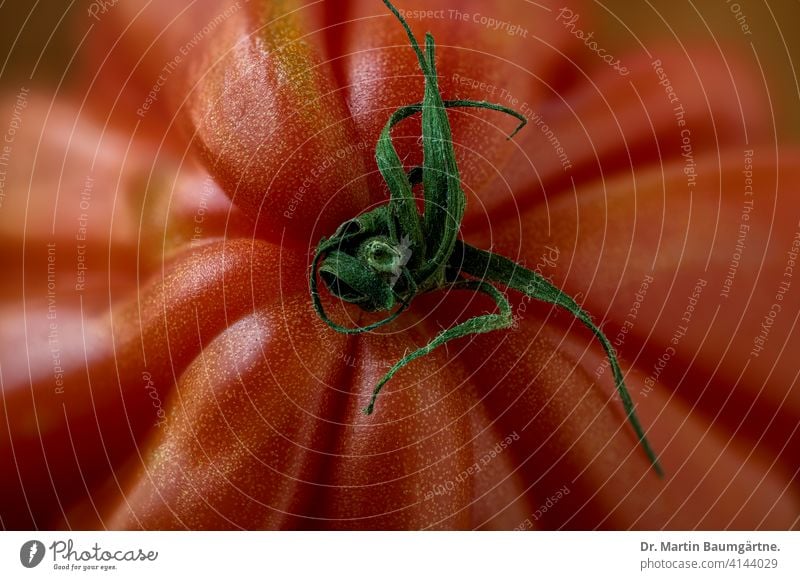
[309,0,663,476]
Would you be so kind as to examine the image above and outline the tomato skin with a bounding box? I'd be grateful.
[105,288,538,530]
[180,7,372,246]
[0,236,298,528]
[1,0,799,530]
[464,152,800,529]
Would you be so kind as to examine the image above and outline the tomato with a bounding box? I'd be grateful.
[1,0,798,530]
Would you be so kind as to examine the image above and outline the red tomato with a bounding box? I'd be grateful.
[1,0,798,529]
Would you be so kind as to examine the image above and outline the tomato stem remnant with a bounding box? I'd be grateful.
[309,0,663,476]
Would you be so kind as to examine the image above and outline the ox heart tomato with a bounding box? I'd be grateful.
[0,0,798,530]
